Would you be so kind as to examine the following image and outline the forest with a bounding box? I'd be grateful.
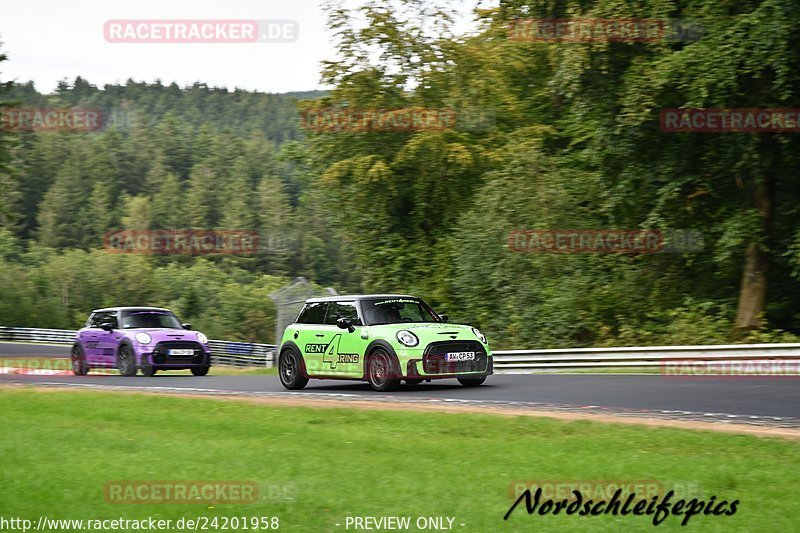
[1,0,799,348]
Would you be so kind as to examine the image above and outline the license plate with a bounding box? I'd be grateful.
[169,349,194,356]
[445,351,476,362]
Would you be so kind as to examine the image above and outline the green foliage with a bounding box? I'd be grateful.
[1,3,800,348]
[0,248,286,343]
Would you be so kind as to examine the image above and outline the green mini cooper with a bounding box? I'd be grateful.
[278,294,493,391]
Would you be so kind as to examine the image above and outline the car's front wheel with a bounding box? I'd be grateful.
[117,345,137,376]
[457,377,486,387]
[71,345,88,376]
[367,349,400,392]
[141,365,157,377]
[279,349,308,390]
[191,366,210,376]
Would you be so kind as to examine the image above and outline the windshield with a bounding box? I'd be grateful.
[361,298,440,326]
[120,310,183,329]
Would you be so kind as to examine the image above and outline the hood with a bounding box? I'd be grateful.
[368,322,485,346]
[124,328,206,343]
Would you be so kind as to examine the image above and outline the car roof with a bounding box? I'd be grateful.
[304,294,419,303]
[90,306,170,313]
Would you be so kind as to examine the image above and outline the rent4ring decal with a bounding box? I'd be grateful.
[305,335,360,369]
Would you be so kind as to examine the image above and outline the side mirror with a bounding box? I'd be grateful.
[439,313,449,323]
[336,317,355,333]
[100,322,114,332]
[182,323,192,330]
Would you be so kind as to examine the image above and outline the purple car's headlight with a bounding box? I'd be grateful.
[135,332,152,345]
[196,332,208,344]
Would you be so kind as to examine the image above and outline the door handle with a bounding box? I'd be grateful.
[315,334,325,337]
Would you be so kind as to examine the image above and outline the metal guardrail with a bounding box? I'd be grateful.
[0,326,275,368]
[2,325,799,373]
[491,344,800,372]
[0,326,77,345]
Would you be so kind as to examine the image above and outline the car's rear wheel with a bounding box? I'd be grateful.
[367,349,400,392]
[457,377,486,387]
[279,349,308,390]
[117,345,137,376]
[191,366,210,376]
[71,345,88,376]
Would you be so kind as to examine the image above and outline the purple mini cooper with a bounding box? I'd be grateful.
[71,307,211,376]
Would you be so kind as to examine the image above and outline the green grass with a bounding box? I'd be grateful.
[0,357,277,375]
[1,388,798,532]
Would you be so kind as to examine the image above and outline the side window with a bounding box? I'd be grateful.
[297,302,328,324]
[89,312,109,328]
[324,302,359,325]
[93,311,118,328]
[86,313,97,327]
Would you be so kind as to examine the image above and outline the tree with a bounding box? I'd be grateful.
[87,180,114,245]
[0,43,21,232]
[185,162,218,229]
[219,157,256,230]
[36,153,87,248]
[120,195,152,231]
[151,172,186,230]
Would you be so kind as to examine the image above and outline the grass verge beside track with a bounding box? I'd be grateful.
[1,387,798,531]
[0,357,277,375]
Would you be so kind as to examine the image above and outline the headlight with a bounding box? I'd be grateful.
[196,332,208,344]
[396,330,419,347]
[135,332,152,345]
[471,327,487,344]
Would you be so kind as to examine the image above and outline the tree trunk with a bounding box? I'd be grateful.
[734,242,768,330]
[734,175,773,331]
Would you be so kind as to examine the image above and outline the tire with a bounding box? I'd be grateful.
[141,365,157,377]
[117,345,137,377]
[279,349,308,390]
[457,377,486,387]
[191,366,210,377]
[367,348,400,392]
[71,345,88,376]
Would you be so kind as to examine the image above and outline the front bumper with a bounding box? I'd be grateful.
[141,340,210,368]
[405,356,493,379]
[400,340,493,379]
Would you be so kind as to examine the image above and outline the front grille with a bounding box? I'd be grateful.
[152,341,205,365]
[423,341,488,374]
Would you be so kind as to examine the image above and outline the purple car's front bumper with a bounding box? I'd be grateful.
[139,340,210,369]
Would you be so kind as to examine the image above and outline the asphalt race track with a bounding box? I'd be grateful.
[2,342,799,427]
[0,342,67,357]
